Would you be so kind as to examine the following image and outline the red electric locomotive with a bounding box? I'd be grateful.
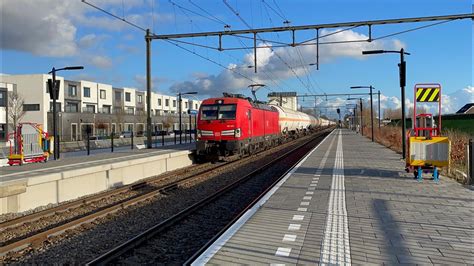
[196,93,279,159]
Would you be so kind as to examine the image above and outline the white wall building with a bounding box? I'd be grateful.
[0,82,14,144]
[1,74,65,132]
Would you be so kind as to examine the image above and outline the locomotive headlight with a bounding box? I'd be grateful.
[234,128,241,138]
[197,130,202,138]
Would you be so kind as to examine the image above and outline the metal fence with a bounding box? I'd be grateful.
[54,130,196,158]
[469,139,473,184]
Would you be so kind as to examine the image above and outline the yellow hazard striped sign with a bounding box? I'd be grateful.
[416,87,440,102]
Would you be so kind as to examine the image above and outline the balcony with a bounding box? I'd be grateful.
[98,107,111,114]
[82,107,96,113]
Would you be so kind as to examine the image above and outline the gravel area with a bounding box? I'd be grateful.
[3,132,328,264]
[0,161,216,246]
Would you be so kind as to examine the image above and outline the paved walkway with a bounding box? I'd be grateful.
[195,129,473,265]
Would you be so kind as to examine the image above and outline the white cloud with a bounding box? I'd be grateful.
[168,29,405,97]
[90,55,113,69]
[1,0,80,57]
[134,75,170,91]
[0,0,171,56]
[369,86,474,116]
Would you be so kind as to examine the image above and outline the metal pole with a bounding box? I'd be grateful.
[469,139,473,184]
[131,130,134,150]
[360,98,363,136]
[189,114,192,143]
[51,68,58,160]
[370,86,374,142]
[146,29,153,149]
[87,131,90,156]
[378,90,381,129]
[400,48,407,159]
[111,132,114,152]
[194,114,197,141]
[179,93,182,144]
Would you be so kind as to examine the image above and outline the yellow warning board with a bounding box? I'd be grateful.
[416,87,440,102]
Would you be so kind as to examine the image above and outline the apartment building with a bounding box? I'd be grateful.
[0,82,14,144]
[1,74,65,133]
[0,74,202,141]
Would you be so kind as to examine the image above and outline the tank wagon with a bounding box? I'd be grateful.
[196,93,333,159]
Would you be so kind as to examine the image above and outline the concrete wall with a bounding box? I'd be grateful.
[0,150,194,214]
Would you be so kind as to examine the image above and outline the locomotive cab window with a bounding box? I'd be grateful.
[201,104,237,120]
[218,104,236,120]
[201,105,218,120]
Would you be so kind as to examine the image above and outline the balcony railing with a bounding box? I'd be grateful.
[98,108,111,114]
[82,107,96,113]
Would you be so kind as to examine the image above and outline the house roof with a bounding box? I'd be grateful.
[456,103,474,114]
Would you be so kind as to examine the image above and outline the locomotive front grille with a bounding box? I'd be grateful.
[200,130,214,136]
[221,130,235,136]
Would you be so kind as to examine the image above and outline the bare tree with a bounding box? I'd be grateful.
[162,116,174,133]
[8,90,26,130]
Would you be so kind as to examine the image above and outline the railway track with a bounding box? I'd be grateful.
[86,129,331,265]
[1,129,331,261]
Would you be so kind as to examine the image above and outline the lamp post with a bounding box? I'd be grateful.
[351,86,375,142]
[348,97,363,135]
[362,49,410,159]
[177,92,197,144]
[378,90,381,129]
[48,66,84,160]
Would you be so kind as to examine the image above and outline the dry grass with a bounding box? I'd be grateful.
[360,126,471,184]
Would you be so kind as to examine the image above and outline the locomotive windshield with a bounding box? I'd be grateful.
[200,104,236,120]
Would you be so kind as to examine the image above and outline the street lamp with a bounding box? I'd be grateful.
[362,48,410,159]
[347,97,363,135]
[177,91,197,144]
[351,86,375,142]
[48,66,84,160]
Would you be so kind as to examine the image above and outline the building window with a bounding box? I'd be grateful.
[100,89,106,99]
[0,124,6,140]
[23,104,40,111]
[115,91,121,101]
[68,85,77,97]
[0,90,6,107]
[126,107,134,115]
[137,95,143,103]
[101,105,111,114]
[125,92,131,102]
[195,103,198,109]
[165,99,169,107]
[49,102,62,112]
[185,102,188,108]
[83,105,95,113]
[158,99,162,106]
[173,100,176,107]
[65,102,79,112]
[84,87,91,97]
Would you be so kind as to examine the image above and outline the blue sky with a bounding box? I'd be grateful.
[1,0,473,115]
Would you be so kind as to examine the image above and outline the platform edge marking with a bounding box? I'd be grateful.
[191,130,336,266]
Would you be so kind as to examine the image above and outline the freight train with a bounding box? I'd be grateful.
[196,93,334,159]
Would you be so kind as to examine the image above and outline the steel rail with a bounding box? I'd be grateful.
[0,129,326,258]
[0,162,212,231]
[183,130,331,265]
[0,162,231,256]
[85,128,333,265]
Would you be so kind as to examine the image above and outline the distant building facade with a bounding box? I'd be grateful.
[1,74,202,142]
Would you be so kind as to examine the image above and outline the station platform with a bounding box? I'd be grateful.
[0,143,195,214]
[194,129,473,265]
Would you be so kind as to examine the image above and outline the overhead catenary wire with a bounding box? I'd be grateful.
[82,0,147,32]
[165,40,260,85]
[223,0,316,96]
